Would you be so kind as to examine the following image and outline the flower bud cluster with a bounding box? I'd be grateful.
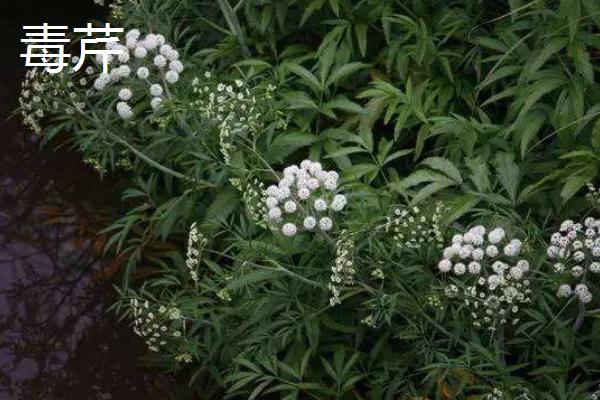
[263,160,346,236]
[19,67,86,134]
[438,226,532,331]
[186,222,208,282]
[191,72,277,165]
[129,297,185,353]
[328,231,355,306]
[385,202,446,250]
[547,218,600,304]
[231,177,267,226]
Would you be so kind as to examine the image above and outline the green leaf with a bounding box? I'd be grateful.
[592,118,600,151]
[493,153,521,204]
[325,62,369,87]
[518,110,546,158]
[443,194,481,223]
[561,166,597,201]
[421,157,463,184]
[285,62,322,94]
[265,132,317,163]
[521,37,568,79]
[355,23,368,57]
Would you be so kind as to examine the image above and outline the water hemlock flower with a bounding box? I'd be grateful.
[438,225,532,331]
[190,73,280,165]
[91,29,184,120]
[186,222,208,282]
[547,218,600,304]
[385,202,447,250]
[263,160,346,236]
[129,296,186,354]
[328,230,355,306]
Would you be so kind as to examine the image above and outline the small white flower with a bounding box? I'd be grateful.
[453,263,466,275]
[314,198,327,211]
[137,67,150,79]
[265,197,278,209]
[165,70,180,84]
[469,225,486,236]
[509,266,523,280]
[266,185,278,197]
[547,245,559,259]
[118,88,133,101]
[267,207,282,220]
[452,234,463,244]
[150,84,164,97]
[116,101,133,120]
[126,29,140,40]
[284,200,297,213]
[516,259,530,272]
[486,245,499,258]
[571,266,584,277]
[303,216,316,230]
[307,178,320,190]
[319,217,333,231]
[468,261,481,274]
[118,51,130,63]
[471,248,484,261]
[458,246,471,259]
[330,194,347,211]
[276,187,291,200]
[143,33,159,50]
[438,259,452,272]
[323,178,338,191]
[297,187,310,200]
[443,247,456,259]
[151,97,163,111]
[282,223,297,237]
[154,54,167,68]
[169,60,184,73]
[134,46,147,59]
[590,262,600,273]
[488,227,505,244]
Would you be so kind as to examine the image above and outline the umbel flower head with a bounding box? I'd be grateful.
[128,295,186,354]
[19,67,87,134]
[438,225,532,331]
[92,29,184,120]
[385,202,447,250]
[191,73,280,165]
[264,160,346,236]
[547,218,600,304]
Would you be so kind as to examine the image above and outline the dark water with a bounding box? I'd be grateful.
[0,1,169,399]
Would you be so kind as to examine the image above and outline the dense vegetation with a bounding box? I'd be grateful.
[17,0,600,398]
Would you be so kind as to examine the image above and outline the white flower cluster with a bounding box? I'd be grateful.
[438,226,532,330]
[129,297,184,353]
[591,385,600,400]
[586,183,600,207]
[19,68,86,134]
[264,160,346,236]
[547,218,600,304]
[186,222,208,282]
[484,388,504,400]
[191,73,278,165]
[92,29,184,119]
[385,202,446,250]
[328,231,355,306]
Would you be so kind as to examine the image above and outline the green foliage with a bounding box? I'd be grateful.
[22,0,600,398]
